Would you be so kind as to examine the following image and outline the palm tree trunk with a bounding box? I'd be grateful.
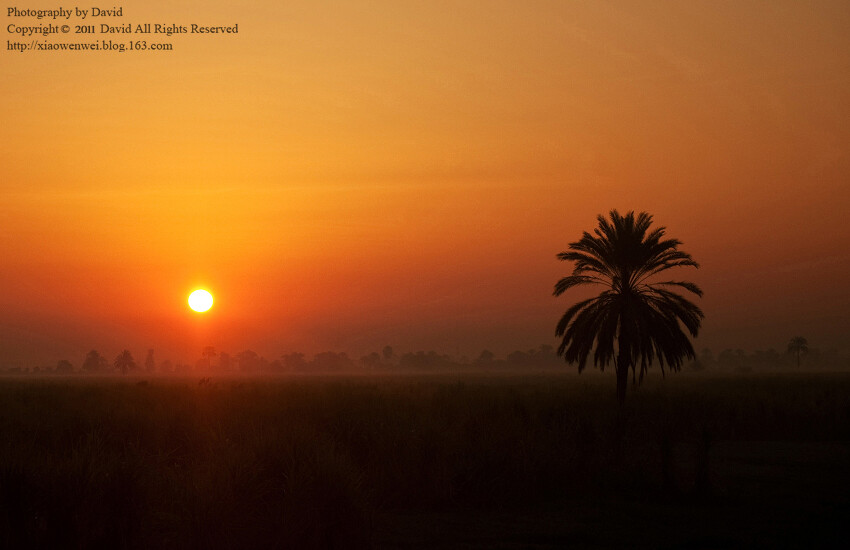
[616,349,630,405]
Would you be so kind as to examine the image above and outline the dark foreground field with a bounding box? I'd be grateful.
[1,372,849,549]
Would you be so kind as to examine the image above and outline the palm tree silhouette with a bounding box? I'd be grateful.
[554,210,704,404]
[114,349,136,375]
[787,336,808,367]
[202,346,217,370]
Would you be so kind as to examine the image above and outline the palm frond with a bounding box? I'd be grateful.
[553,275,605,296]
[650,280,704,297]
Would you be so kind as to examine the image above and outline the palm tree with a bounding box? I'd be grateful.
[554,210,704,404]
[114,349,136,375]
[202,346,217,370]
[787,336,808,368]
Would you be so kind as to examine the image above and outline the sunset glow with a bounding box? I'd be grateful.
[0,0,848,366]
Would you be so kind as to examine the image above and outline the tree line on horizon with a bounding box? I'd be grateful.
[3,336,844,376]
[692,337,847,372]
[4,344,567,376]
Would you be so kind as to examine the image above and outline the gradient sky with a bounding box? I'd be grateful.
[2,0,849,366]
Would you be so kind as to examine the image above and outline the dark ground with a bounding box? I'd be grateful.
[376,440,850,548]
[1,371,848,548]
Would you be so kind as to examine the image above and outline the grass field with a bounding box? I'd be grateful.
[1,372,849,548]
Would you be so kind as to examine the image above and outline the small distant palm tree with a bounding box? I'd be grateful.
[787,336,808,368]
[554,210,704,404]
[202,346,217,370]
[114,350,136,375]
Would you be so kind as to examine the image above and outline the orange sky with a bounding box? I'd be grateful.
[2,1,849,366]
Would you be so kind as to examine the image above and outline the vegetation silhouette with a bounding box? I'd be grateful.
[7,341,845,377]
[681,344,846,372]
[113,350,136,375]
[144,349,156,373]
[236,349,260,372]
[281,352,307,371]
[787,336,809,368]
[201,346,216,371]
[82,349,107,373]
[55,359,73,374]
[554,210,704,404]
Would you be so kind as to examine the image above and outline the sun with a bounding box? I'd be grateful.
[188,289,214,312]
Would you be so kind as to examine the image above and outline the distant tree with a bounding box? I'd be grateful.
[787,336,809,368]
[114,350,136,375]
[360,352,382,369]
[267,359,284,373]
[507,350,531,365]
[476,349,494,366]
[554,210,704,404]
[257,356,271,372]
[202,346,217,370]
[282,352,307,371]
[687,347,712,371]
[219,352,231,372]
[537,344,556,359]
[55,359,73,374]
[399,350,453,369]
[144,349,156,373]
[82,350,108,373]
[312,351,354,371]
[236,350,260,372]
[382,345,395,364]
[688,357,706,371]
[159,359,173,373]
[718,348,746,370]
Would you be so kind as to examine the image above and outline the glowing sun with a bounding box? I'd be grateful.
[188,289,214,312]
